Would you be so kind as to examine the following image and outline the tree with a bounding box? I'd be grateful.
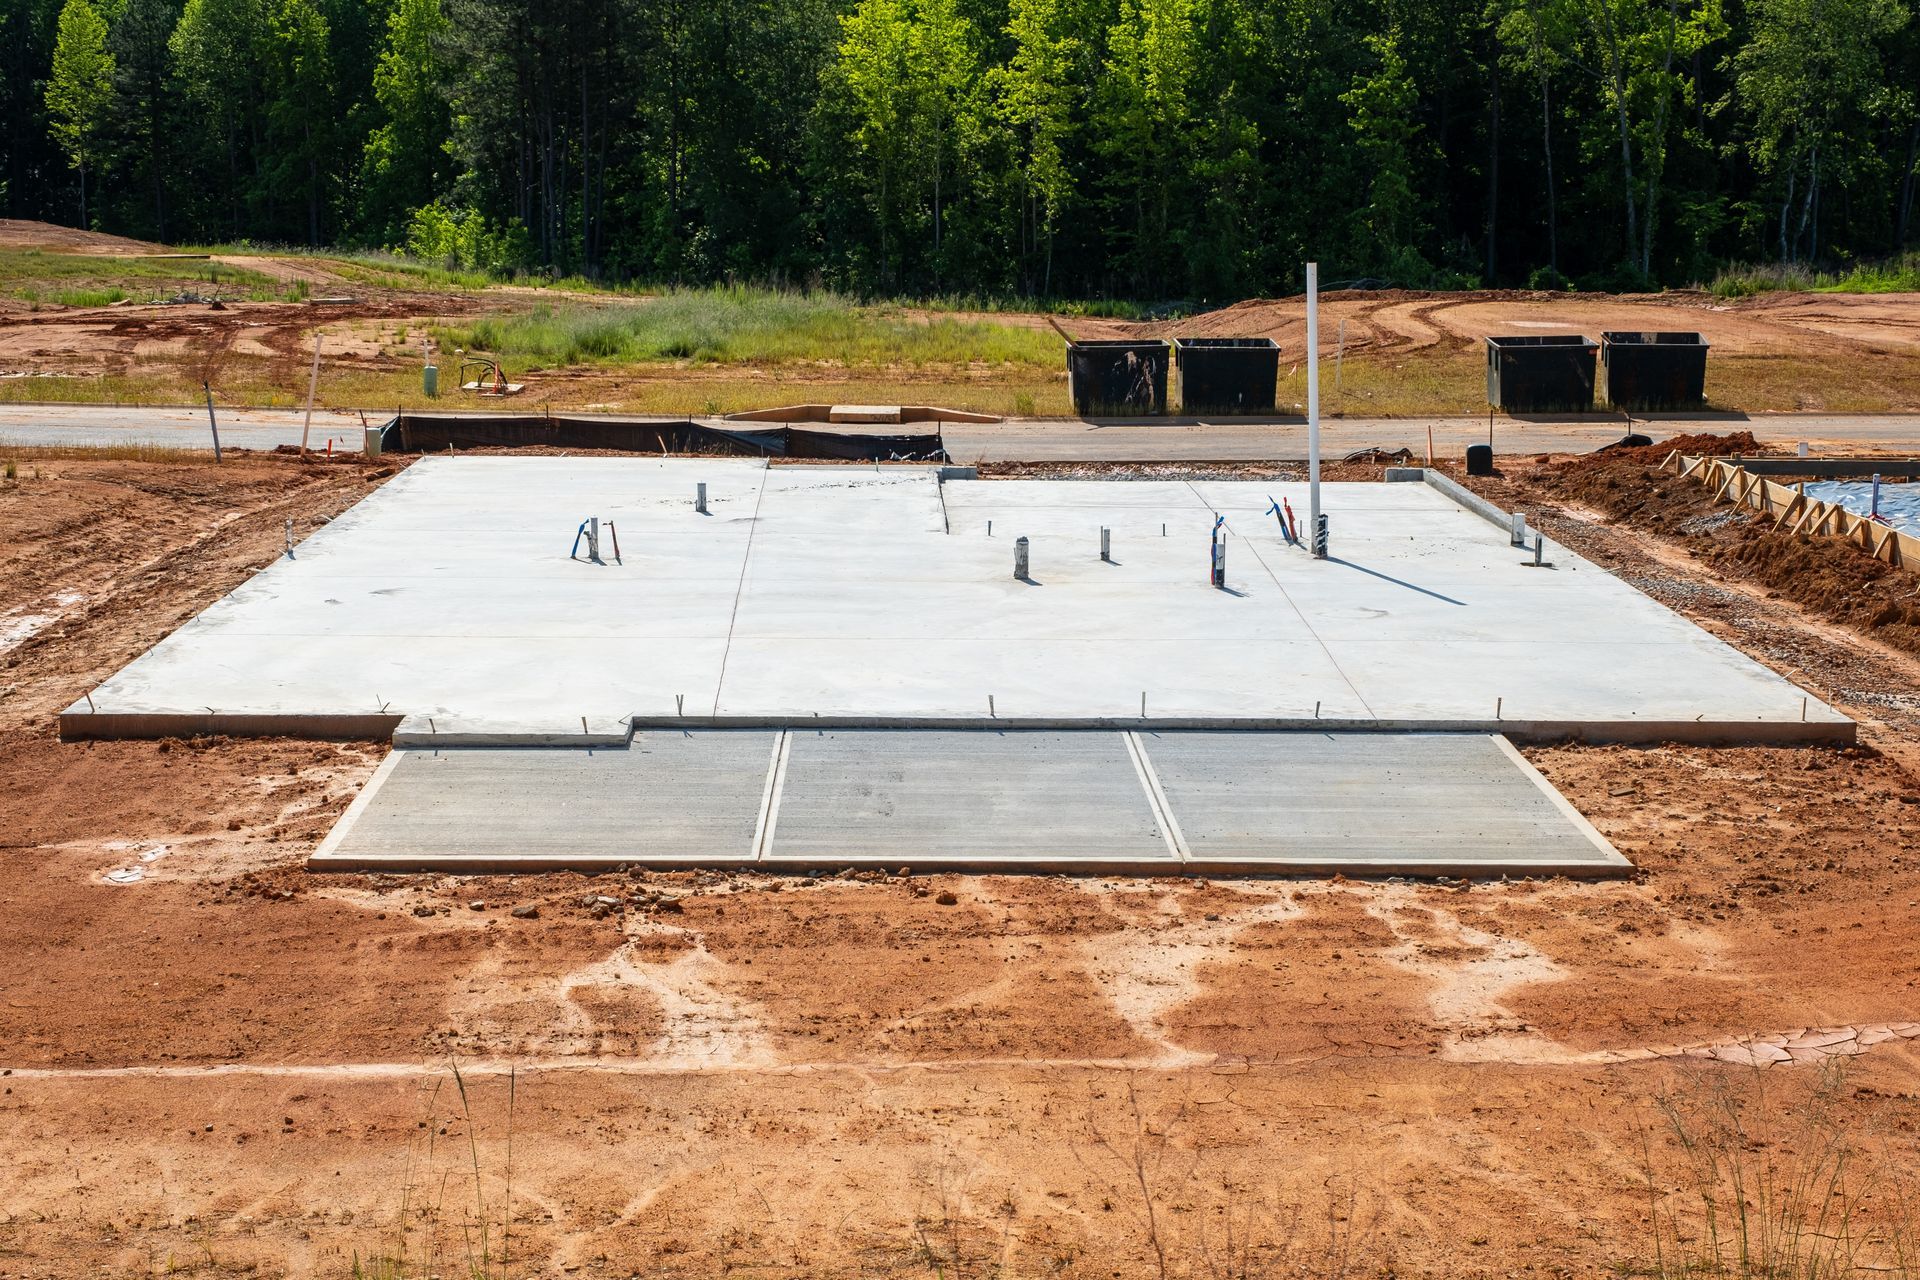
[169,0,269,236]
[360,0,451,243]
[1554,0,1725,277]
[1495,0,1576,278]
[45,0,114,225]
[261,0,335,243]
[107,0,181,238]
[993,0,1079,292]
[1095,0,1205,293]
[827,0,987,288]
[1340,23,1430,278]
[1733,0,1910,262]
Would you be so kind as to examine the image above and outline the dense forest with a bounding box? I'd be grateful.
[0,0,1915,298]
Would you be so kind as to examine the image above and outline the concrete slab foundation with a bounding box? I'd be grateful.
[310,731,1631,876]
[65,458,1849,745]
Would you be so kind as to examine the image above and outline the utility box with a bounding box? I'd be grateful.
[1173,337,1280,414]
[1486,335,1598,413]
[1600,331,1709,410]
[1066,340,1169,416]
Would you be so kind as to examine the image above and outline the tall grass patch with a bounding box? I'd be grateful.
[441,287,1063,369]
[1634,1060,1920,1278]
[1709,253,1920,297]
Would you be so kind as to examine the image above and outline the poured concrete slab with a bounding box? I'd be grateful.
[1138,731,1626,872]
[311,729,1629,876]
[310,730,777,867]
[763,729,1175,866]
[68,457,1849,743]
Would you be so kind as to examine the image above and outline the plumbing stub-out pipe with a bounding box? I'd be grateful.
[1014,536,1030,581]
[696,482,708,514]
[1100,527,1111,562]
[1511,511,1528,547]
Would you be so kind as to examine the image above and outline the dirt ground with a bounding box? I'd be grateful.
[2,219,1917,417]
[4,444,1920,1277]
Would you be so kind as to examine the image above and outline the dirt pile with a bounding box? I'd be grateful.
[0,218,168,255]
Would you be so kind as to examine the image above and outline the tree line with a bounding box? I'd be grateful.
[2,0,1916,298]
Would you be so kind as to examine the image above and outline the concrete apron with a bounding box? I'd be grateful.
[309,729,1633,879]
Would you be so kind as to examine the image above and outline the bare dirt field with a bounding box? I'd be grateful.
[0,220,1915,418]
[4,443,1920,1277]
[1120,288,1920,417]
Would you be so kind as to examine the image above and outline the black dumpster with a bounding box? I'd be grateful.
[1486,335,1598,413]
[1600,331,1709,410]
[1067,340,1170,416]
[1173,337,1280,414]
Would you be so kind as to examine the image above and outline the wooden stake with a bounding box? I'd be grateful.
[300,332,322,456]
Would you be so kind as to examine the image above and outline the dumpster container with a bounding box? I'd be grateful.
[1600,331,1709,410]
[1174,337,1280,414]
[1067,340,1170,416]
[1486,335,1598,413]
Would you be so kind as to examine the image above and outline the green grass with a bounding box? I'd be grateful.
[0,248,284,304]
[1707,252,1920,298]
[437,286,1064,369]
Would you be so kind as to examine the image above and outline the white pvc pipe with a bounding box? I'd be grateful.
[1306,262,1322,557]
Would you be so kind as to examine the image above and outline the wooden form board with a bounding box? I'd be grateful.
[1665,452,1920,571]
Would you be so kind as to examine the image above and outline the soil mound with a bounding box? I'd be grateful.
[0,218,169,255]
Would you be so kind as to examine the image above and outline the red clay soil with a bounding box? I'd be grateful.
[1118,288,1920,357]
[3,453,1920,1277]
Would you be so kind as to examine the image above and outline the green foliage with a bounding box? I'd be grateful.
[8,0,1920,296]
[1093,0,1204,293]
[992,0,1079,290]
[1340,25,1430,278]
[1709,251,1920,296]
[360,0,451,245]
[404,201,530,274]
[439,288,1062,368]
[1732,0,1912,264]
[45,0,113,220]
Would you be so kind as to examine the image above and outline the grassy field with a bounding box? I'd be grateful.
[8,347,1920,417]
[0,249,294,306]
[437,288,1064,369]
[1708,252,1920,298]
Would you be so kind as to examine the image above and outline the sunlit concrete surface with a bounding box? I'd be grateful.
[65,457,1848,742]
[310,730,1630,877]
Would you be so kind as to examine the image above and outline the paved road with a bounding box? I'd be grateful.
[942,413,1920,462]
[0,404,370,452]
[4,403,1920,460]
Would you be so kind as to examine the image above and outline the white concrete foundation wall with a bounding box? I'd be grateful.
[64,457,1849,742]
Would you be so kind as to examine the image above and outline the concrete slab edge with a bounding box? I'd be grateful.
[58,714,1856,748]
[391,730,634,749]
[1420,468,1522,539]
[308,748,405,864]
[305,850,1634,879]
[1490,734,1634,871]
[58,710,404,741]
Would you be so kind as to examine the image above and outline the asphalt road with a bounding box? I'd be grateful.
[3,402,1920,461]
